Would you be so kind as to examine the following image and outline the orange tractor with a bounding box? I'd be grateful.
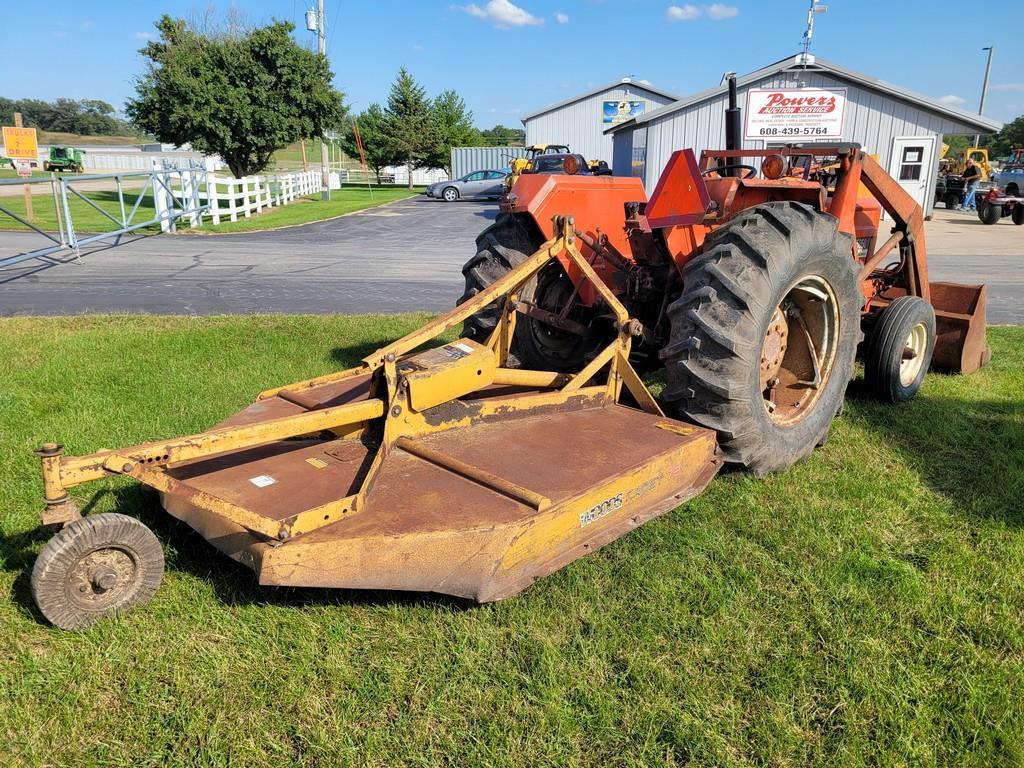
[26,88,989,629]
[461,101,989,475]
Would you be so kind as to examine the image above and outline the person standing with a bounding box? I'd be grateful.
[961,158,982,211]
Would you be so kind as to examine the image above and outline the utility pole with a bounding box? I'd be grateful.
[974,46,994,148]
[798,0,827,65]
[317,0,330,200]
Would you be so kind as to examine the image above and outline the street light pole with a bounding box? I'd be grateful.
[974,46,994,148]
[317,0,331,200]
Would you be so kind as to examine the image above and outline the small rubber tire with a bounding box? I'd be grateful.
[1012,205,1024,226]
[31,513,164,630]
[442,187,459,202]
[978,202,1001,224]
[1006,184,1020,198]
[863,296,936,403]
[944,193,959,209]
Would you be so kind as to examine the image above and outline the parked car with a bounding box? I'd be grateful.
[427,169,509,202]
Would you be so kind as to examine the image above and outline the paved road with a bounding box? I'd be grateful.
[0,198,1021,322]
[0,198,494,315]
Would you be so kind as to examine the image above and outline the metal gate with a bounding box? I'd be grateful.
[0,164,209,270]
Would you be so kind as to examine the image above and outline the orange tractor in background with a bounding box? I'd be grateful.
[461,80,989,474]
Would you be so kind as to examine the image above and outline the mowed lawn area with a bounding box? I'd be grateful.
[0,186,420,234]
[1,316,1021,767]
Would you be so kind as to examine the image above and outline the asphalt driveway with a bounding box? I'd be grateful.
[0,197,495,315]
[0,198,1021,322]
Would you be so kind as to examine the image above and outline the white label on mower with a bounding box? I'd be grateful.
[579,493,623,528]
[249,475,277,488]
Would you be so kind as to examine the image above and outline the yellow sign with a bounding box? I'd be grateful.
[2,126,39,160]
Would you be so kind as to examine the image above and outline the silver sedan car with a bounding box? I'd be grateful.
[427,169,509,202]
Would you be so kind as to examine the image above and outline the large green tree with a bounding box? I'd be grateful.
[426,90,481,174]
[127,15,346,178]
[985,115,1024,158]
[341,104,400,184]
[382,68,437,189]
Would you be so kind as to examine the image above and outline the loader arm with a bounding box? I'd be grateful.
[833,148,990,374]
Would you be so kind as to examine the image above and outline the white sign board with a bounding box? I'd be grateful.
[14,159,32,178]
[744,88,847,141]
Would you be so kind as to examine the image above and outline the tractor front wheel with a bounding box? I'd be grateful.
[661,202,862,475]
[863,296,935,403]
[31,513,164,630]
[1012,205,1024,225]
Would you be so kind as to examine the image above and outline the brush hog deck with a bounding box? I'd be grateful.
[162,385,717,601]
[29,221,720,628]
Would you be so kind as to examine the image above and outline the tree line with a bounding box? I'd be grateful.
[0,97,135,136]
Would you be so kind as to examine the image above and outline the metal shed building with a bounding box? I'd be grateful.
[607,54,1002,215]
[521,78,679,167]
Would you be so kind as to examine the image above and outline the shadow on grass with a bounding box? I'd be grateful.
[846,378,1024,526]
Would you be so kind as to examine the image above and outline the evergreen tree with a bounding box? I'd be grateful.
[382,68,437,189]
[341,104,400,184]
[427,90,481,174]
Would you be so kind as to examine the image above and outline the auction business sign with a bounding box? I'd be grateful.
[744,88,847,140]
[603,100,646,124]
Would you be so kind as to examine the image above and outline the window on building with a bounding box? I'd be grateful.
[898,146,924,181]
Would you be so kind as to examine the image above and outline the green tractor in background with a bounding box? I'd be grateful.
[43,145,86,173]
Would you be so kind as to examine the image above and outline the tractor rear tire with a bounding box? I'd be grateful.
[661,202,862,475]
[944,192,959,209]
[863,296,935,403]
[458,213,601,371]
[978,202,1001,224]
[459,212,537,349]
[1012,205,1024,225]
[31,513,164,630]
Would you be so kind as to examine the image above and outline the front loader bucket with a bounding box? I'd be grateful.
[929,281,992,374]
[37,218,721,605]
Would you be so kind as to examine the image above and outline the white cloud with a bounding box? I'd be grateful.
[666,4,701,20]
[455,0,543,28]
[938,94,966,106]
[135,31,158,41]
[81,20,96,30]
[991,83,1024,93]
[667,3,739,21]
[706,3,739,19]
[412,43,425,51]
[555,12,569,23]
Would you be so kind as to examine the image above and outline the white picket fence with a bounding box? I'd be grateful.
[198,170,321,225]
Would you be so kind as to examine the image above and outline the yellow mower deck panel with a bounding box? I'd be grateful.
[160,400,718,601]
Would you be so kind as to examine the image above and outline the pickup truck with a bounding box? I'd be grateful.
[992,148,1024,197]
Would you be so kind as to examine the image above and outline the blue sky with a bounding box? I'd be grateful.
[4,0,1022,126]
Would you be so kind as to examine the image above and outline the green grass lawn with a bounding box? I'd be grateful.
[1,316,1021,767]
[193,186,422,233]
[0,186,421,235]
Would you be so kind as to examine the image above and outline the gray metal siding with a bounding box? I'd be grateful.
[450,146,528,180]
[611,129,633,176]
[523,85,675,168]
[638,71,976,216]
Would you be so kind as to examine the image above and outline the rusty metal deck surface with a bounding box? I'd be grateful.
[167,438,372,522]
[216,373,373,429]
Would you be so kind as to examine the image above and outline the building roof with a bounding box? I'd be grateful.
[521,78,681,123]
[604,54,1003,135]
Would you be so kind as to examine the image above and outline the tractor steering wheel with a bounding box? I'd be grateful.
[702,164,758,179]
